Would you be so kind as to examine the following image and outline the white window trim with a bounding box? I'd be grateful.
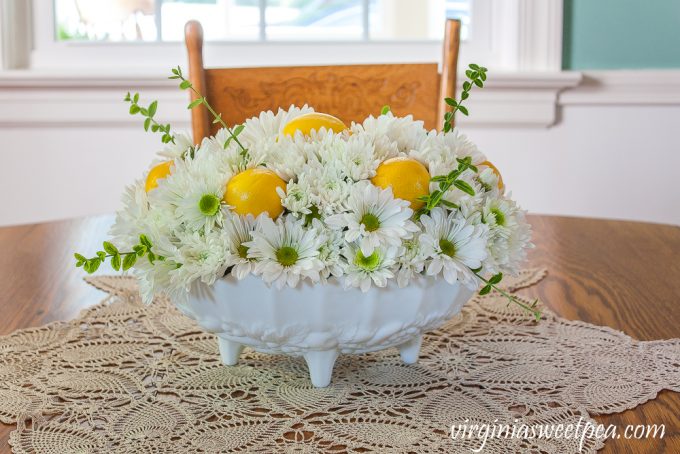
[22,0,564,72]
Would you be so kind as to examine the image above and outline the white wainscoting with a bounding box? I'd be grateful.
[0,70,679,227]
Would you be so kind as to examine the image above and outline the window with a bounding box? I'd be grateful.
[54,0,471,43]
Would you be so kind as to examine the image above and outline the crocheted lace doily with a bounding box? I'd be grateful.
[0,268,677,453]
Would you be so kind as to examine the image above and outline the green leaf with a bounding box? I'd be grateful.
[463,81,471,91]
[129,104,140,115]
[232,124,245,137]
[479,285,492,295]
[445,98,457,106]
[151,124,159,132]
[96,251,106,260]
[143,117,151,131]
[474,79,483,88]
[139,234,152,248]
[139,107,148,116]
[479,72,487,81]
[187,98,203,109]
[489,273,503,285]
[443,123,452,132]
[122,253,137,271]
[74,253,87,262]
[469,63,480,70]
[416,195,430,202]
[461,91,469,100]
[111,254,121,271]
[124,92,131,101]
[440,199,459,209]
[380,105,391,115]
[102,241,118,255]
[453,179,475,196]
[133,93,139,103]
[430,175,447,182]
[171,67,179,75]
[88,258,102,273]
[457,105,469,116]
[470,266,483,273]
[465,69,474,78]
[148,100,158,117]
[179,80,192,90]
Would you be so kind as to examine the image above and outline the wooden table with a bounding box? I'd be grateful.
[0,214,678,453]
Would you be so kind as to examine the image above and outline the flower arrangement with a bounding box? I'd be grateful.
[75,64,538,319]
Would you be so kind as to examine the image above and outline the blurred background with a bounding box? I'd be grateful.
[0,0,678,226]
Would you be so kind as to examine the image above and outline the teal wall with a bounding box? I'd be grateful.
[563,0,680,69]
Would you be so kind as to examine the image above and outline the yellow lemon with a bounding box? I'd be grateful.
[282,112,347,137]
[224,168,286,219]
[145,161,174,192]
[480,160,504,190]
[371,157,430,210]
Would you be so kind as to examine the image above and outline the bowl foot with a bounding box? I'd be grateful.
[303,350,339,388]
[398,335,423,364]
[218,337,244,366]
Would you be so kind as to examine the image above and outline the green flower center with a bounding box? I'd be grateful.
[237,244,249,259]
[491,207,506,226]
[360,213,381,232]
[198,194,221,216]
[276,246,299,267]
[439,239,457,258]
[355,250,381,271]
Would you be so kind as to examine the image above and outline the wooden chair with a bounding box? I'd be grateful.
[184,19,461,144]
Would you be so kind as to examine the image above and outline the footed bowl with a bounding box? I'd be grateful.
[178,275,475,387]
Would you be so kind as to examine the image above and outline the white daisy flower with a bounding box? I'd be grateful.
[244,215,326,289]
[481,196,533,274]
[153,152,231,232]
[341,243,399,292]
[477,167,502,195]
[326,182,418,256]
[421,207,489,289]
[222,212,259,280]
[395,237,427,288]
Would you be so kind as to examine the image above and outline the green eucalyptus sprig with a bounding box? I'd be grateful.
[443,63,488,132]
[475,271,542,321]
[168,66,248,158]
[74,235,161,274]
[124,92,175,144]
[415,156,478,219]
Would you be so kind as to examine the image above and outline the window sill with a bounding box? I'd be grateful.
[0,69,587,128]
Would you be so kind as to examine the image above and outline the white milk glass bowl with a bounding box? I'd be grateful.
[179,275,475,387]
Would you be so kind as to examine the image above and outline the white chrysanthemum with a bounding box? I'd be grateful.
[421,208,489,289]
[410,129,486,173]
[341,243,399,292]
[477,167,502,196]
[201,129,254,173]
[320,133,379,181]
[109,180,151,250]
[396,237,427,288]
[280,176,314,216]
[481,196,532,274]
[260,133,309,181]
[311,219,345,282]
[326,182,417,256]
[239,105,314,148]
[355,112,426,158]
[223,212,259,280]
[153,152,231,232]
[168,229,230,292]
[158,132,194,159]
[245,215,326,288]
[429,162,485,207]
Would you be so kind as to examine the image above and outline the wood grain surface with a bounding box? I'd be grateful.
[0,214,678,453]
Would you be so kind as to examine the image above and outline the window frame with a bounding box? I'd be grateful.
[6,0,563,72]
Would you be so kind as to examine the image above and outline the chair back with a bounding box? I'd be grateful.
[185,19,460,143]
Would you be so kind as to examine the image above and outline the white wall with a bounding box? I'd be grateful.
[0,73,679,227]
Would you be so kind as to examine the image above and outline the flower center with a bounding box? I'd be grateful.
[276,246,299,267]
[439,239,457,258]
[198,194,221,216]
[360,213,381,232]
[491,207,506,226]
[355,250,380,270]
[237,244,249,259]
